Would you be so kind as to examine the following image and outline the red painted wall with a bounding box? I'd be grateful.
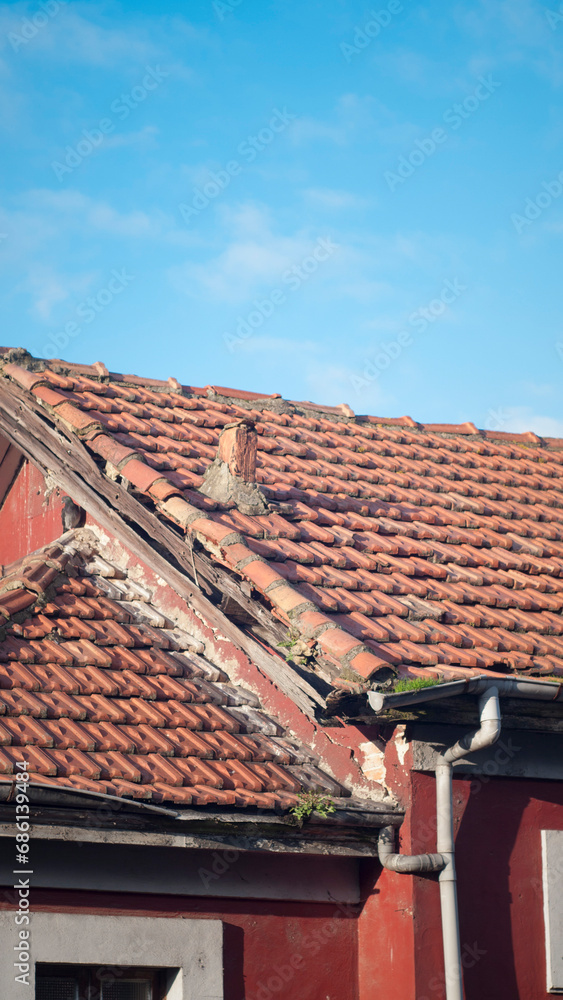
[358,860,416,1000]
[411,769,563,999]
[1,890,358,1000]
[0,458,66,565]
[357,727,417,1000]
[3,456,561,998]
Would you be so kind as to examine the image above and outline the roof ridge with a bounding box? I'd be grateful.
[152,494,395,681]
[4,347,563,702]
[2,349,561,445]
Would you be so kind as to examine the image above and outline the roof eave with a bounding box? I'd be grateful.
[368,674,563,713]
[0,781,402,857]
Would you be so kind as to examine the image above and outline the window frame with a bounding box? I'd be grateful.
[1,911,223,1000]
[542,829,563,993]
[35,962,166,1000]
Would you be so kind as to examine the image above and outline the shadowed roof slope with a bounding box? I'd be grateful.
[2,348,563,699]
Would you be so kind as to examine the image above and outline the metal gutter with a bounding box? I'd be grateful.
[368,674,563,714]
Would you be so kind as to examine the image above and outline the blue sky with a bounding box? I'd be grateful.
[1,0,563,432]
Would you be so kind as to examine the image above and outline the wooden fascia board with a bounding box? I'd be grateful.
[0,440,23,510]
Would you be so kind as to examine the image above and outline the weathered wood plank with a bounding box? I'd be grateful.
[0,443,23,510]
[0,382,324,714]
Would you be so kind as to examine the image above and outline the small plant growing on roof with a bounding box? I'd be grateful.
[393,677,441,693]
[290,790,336,827]
[277,628,314,666]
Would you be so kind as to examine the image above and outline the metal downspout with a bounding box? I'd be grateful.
[377,685,501,1000]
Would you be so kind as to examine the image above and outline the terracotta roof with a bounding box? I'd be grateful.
[0,532,346,809]
[2,350,563,697]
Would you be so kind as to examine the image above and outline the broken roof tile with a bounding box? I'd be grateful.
[0,540,348,810]
[3,350,563,740]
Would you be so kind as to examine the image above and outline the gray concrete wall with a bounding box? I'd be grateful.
[411,725,563,781]
[1,910,223,1000]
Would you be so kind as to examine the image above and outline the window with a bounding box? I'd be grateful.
[35,965,167,1000]
[542,830,563,993]
[1,912,223,999]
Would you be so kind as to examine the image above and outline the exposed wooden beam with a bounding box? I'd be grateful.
[0,381,324,715]
[0,440,23,510]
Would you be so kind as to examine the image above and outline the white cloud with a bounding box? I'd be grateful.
[0,189,187,321]
[307,360,396,412]
[0,4,159,65]
[233,337,381,410]
[169,203,324,303]
[485,405,563,437]
[237,336,319,356]
[290,117,348,146]
[306,362,364,406]
[15,264,96,322]
[101,125,160,151]
[290,93,413,148]
[168,196,471,325]
[521,381,555,398]
[21,188,170,238]
[453,0,563,86]
[302,188,373,210]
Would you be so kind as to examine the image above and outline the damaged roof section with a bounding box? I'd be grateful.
[1,349,563,712]
[0,530,352,812]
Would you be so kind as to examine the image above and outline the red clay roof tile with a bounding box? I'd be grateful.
[4,353,563,743]
[0,524,350,808]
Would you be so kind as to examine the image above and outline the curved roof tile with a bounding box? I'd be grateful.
[2,350,563,695]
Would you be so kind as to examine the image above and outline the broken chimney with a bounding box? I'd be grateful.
[199,419,268,515]
[217,420,257,482]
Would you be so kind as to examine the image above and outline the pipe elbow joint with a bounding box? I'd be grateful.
[378,826,445,874]
[381,852,446,874]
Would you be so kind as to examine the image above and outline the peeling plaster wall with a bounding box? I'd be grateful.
[86,519,396,803]
[0,452,398,804]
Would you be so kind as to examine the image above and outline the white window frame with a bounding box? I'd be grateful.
[1,911,223,999]
[542,829,563,993]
